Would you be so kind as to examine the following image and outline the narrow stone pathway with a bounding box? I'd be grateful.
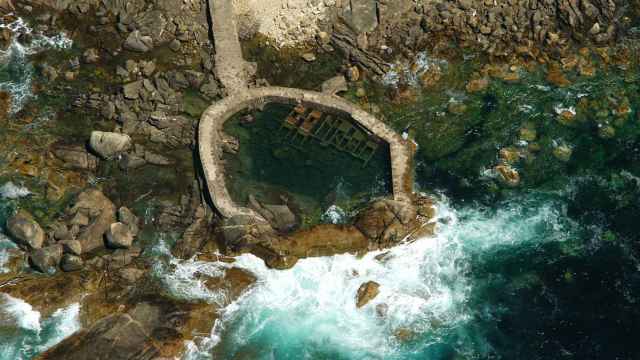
[200,0,415,220]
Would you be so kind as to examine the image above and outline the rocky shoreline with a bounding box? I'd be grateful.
[0,0,639,358]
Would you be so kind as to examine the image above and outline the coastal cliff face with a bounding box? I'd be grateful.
[0,0,639,359]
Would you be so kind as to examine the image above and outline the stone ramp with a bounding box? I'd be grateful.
[199,87,415,219]
[209,0,250,94]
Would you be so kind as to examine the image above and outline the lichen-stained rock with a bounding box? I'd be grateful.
[495,164,521,187]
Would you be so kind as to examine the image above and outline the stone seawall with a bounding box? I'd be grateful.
[198,86,415,219]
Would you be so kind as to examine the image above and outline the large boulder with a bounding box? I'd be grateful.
[6,210,45,249]
[51,144,98,170]
[123,30,153,52]
[71,189,117,253]
[59,240,82,256]
[30,244,63,273]
[105,222,134,249]
[356,281,380,308]
[355,199,418,245]
[89,131,132,159]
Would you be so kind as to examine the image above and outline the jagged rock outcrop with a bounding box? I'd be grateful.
[39,268,257,360]
[68,189,117,253]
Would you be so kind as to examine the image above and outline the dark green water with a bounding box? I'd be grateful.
[223,103,392,226]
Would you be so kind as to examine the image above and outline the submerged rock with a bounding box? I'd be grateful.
[553,144,573,162]
[6,210,45,250]
[89,131,132,159]
[248,195,297,233]
[356,281,380,308]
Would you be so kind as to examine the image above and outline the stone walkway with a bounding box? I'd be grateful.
[200,0,415,219]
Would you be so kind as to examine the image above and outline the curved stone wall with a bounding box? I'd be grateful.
[198,86,414,219]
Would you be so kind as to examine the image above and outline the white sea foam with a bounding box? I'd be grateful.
[0,232,18,273]
[0,182,31,199]
[0,17,73,113]
[152,237,231,305]
[167,194,575,359]
[321,205,347,224]
[0,294,81,359]
[382,51,448,87]
[171,195,571,359]
[554,104,576,116]
[0,294,42,332]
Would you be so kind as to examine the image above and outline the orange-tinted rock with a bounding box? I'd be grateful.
[0,91,10,121]
[498,147,521,164]
[546,65,571,87]
[495,164,521,187]
[356,281,380,308]
[466,77,489,92]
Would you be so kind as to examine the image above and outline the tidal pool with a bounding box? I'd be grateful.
[223,103,392,227]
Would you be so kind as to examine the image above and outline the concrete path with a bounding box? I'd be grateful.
[201,0,414,219]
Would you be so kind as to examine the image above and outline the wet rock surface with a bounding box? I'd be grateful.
[356,280,380,308]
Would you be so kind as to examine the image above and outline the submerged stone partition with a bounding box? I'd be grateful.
[200,0,415,220]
